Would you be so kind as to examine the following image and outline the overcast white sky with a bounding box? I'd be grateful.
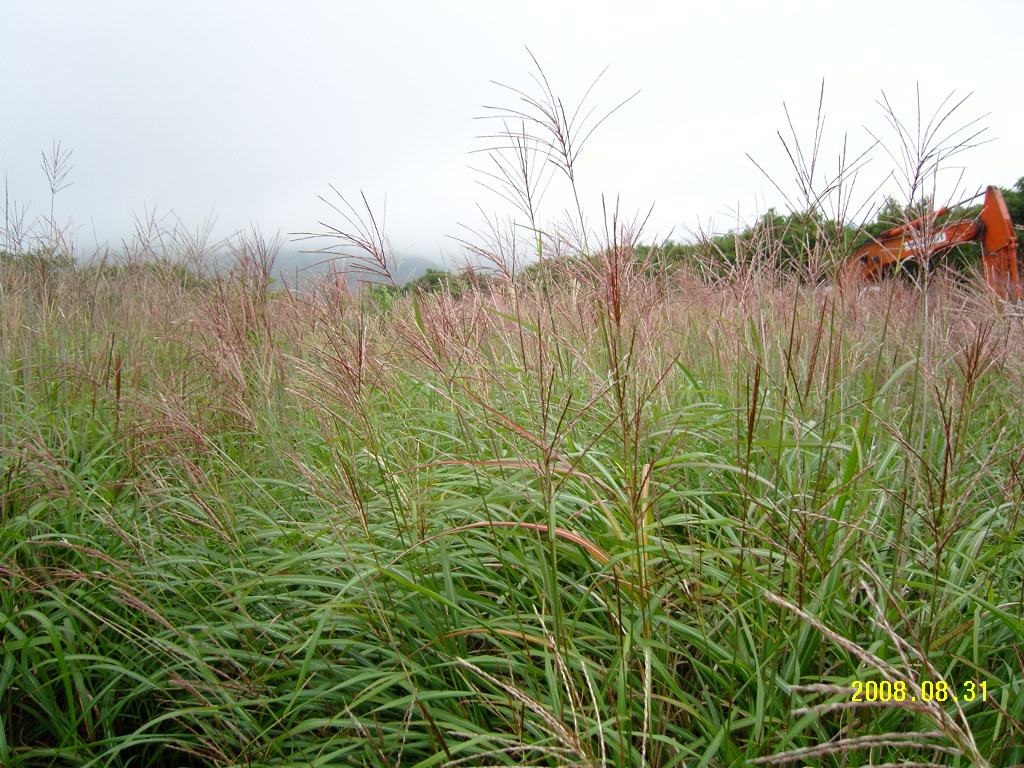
[3,0,1022,265]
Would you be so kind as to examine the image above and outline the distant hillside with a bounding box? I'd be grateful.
[272,247,437,289]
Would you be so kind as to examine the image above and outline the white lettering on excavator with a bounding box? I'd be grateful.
[906,231,948,254]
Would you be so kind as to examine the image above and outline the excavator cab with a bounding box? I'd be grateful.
[841,186,1022,302]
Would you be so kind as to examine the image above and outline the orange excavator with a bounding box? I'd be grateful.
[841,186,1022,301]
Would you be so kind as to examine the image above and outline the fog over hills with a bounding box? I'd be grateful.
[272,247,438,289]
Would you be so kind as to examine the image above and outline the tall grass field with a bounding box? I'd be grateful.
[2,234,1023,766]
[2,78,1023,766]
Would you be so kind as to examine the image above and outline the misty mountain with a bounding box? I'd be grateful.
[272,247,438,289]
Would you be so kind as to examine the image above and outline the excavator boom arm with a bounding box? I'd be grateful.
[978,186,1022,301]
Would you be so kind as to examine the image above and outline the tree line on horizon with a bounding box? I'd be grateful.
[4,177,1022,299]
[383,176,1024,296]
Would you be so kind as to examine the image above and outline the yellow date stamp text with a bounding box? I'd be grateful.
[850,679,989,703]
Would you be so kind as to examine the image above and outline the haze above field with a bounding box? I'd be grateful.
[3,0,1022,269]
